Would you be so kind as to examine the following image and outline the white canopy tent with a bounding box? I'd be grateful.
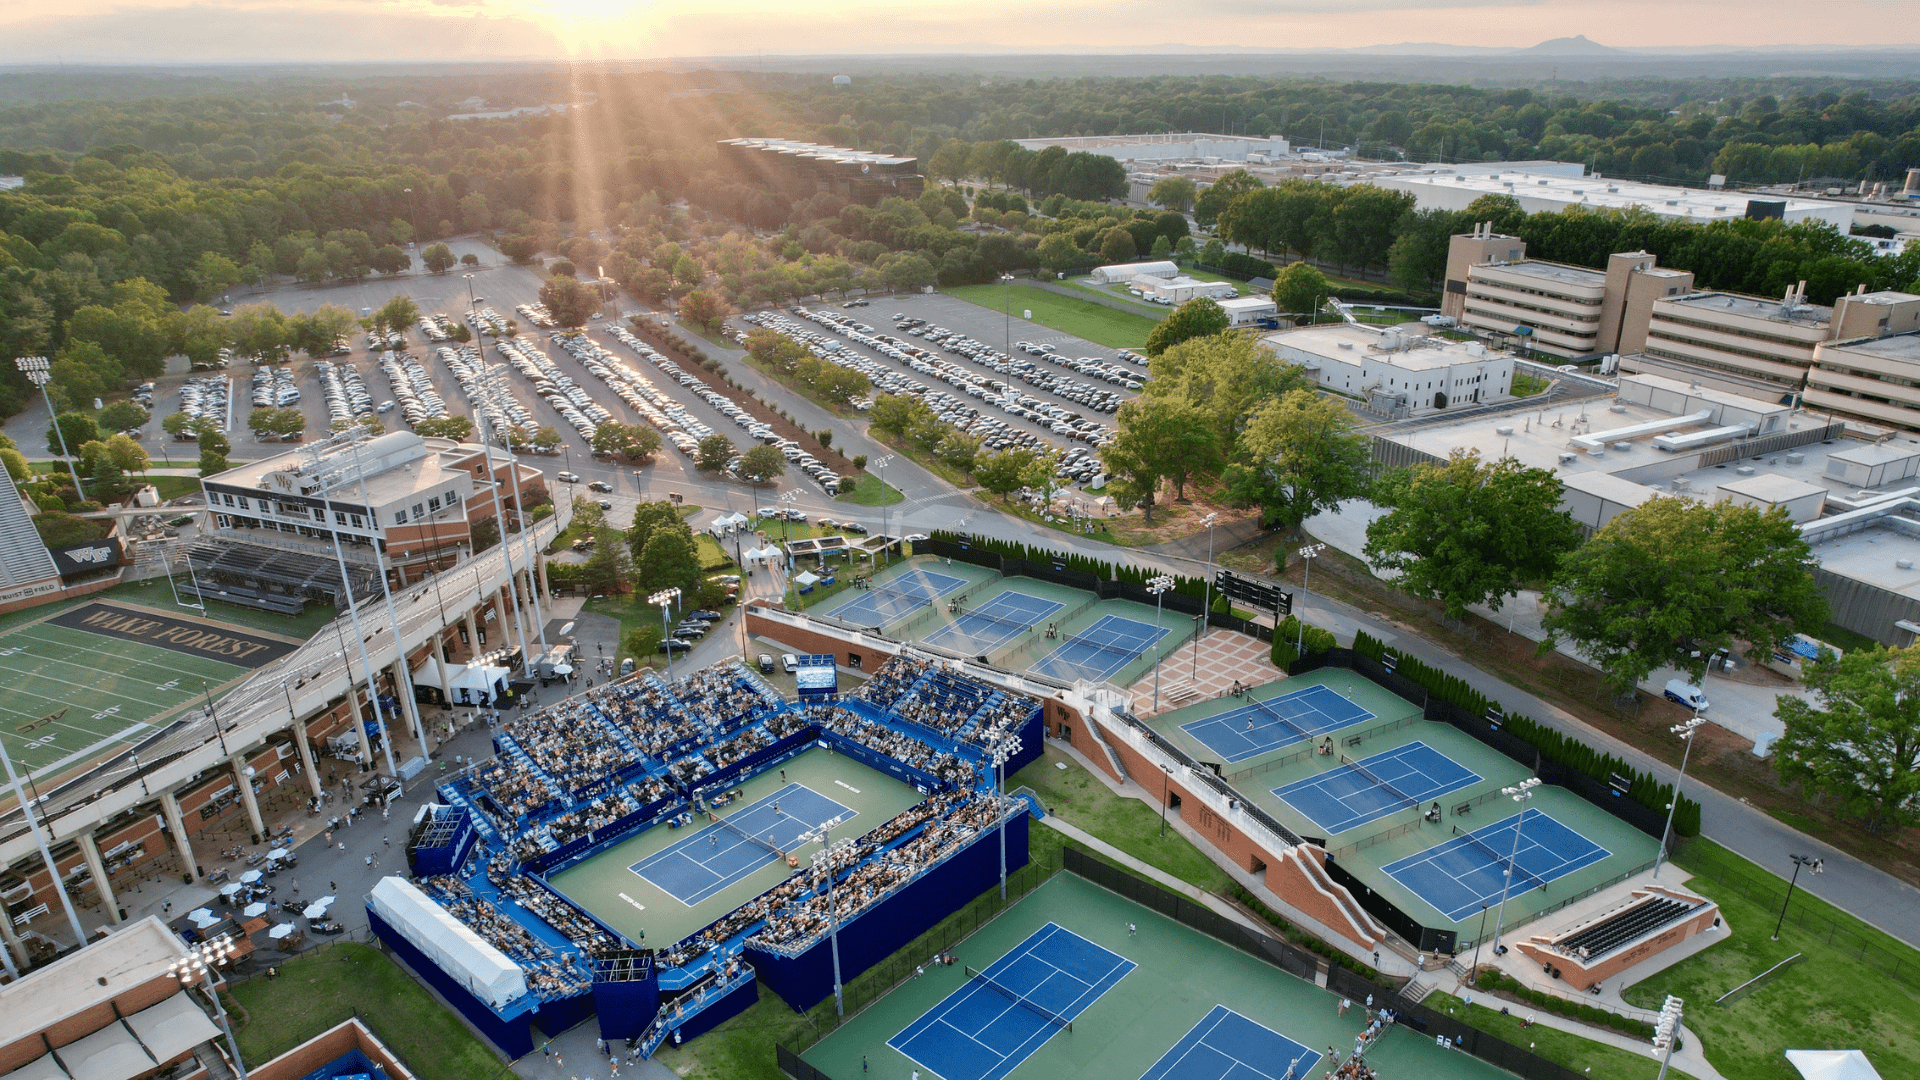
[411,659,514,706]
[1785,1050,1884,1080]
[369,877,527,1009]
[122,992,221,1066]
[743,544,783,564]
[794,570,820,587]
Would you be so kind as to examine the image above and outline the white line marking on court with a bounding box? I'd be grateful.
[834,780,862,794]
[616,892,647,912]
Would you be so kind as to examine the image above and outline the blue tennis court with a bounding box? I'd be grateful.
[1382,806,1611,921]
[1027,615,1168,683]
[630,784,853,905]
[1181,685,1375,764]
[924,591,1063,655]
[1137,1005,1320,1080]
[826,569,967,628]
[1272,741,1481,835]
[889,922,1135,1080]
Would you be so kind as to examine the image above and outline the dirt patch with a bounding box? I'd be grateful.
[1242,533,1920,889]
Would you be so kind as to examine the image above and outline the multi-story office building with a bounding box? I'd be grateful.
[1442,227,1694,359]
[1624,286,1920,398]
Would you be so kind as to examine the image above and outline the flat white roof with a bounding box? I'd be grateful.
[1718,472,1829,503]
[1375,170,1852,223]
[1217,296,1277,310]
[1262,324,1493,372]
[0,916,186,1037]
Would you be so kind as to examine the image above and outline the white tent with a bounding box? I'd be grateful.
[744,544,782,564]
[794,570,820,587]
[1785,1050,1884,1080]
[0,1053,69,1080]
[122,992,220,1066]
[51,1023,152,1080]
[412,660,513,705]
[369,877,527,1010]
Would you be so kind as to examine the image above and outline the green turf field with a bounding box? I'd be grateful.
[947,283,1159,349]
[545,746,923,946]
[805,871,1514,1080]
[0,610,256,775]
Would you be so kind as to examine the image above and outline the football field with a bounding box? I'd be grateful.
[0,602,298,777]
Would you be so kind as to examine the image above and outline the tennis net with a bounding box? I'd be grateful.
[1339,753,1421,811]
[954,605,1038,639]
[1452,823,1546,893]
[711,812,785,859]
[1050,631,1151,672]
[1244,694,1313,743]
[964,966,1073,1033]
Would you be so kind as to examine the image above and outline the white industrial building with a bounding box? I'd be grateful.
[1134,275,1239,305]
[1260,324,1513,417]
[1090,260,1179,284]
[1016,133,1290,164]
[1218,295,1279,325]
[1371,170,1855,229]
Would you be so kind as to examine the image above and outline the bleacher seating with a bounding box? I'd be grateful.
[1555,896,1698,961]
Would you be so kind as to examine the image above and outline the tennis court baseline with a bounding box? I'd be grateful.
[1272,741,1481,835]
[1382,807,1611,921]
[888,921,1135,1080]
[630,784,853,905]
[1027,615,1168,683]
[1181,685,1375,764]
[826,569,967,628]
[924,591,1062,655]
[1137,1004,1321,1080]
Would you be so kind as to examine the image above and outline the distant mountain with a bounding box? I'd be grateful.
[1515,35,1623,56]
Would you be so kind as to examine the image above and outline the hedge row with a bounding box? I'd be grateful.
[926,529,1210,599]
[1472,970,1656,1039]
[1270,615,1339,670]
[1351,631,1702,837]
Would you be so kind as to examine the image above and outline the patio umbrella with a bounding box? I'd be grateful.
[219,883,243,897]
[268,924,294,940]
[186,908,212,922]
[243,902,267,918]
[303,901,330,919]
[312,895,335,910]
[239,870,262,884]
[267,848,288,860]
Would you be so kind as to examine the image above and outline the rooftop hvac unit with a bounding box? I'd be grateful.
[1736,465,1756,475]
[1496,426,1514,436]
[1613,442,1633,452]
[1610,404,1627,413]
[1901,560,1915,570]
[1787,452,1805,464]
[1672,478,1691,490]
[1559,452,1577,464]
[1588,449,1607,458]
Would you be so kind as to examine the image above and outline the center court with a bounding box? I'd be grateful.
[543,746,922,946]
[803,872,1517,1080]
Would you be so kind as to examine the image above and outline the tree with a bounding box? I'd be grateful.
[48,413,100,457]
[550,259,577,278]
[371,245,411,276]
[1195,169,1264,229]
[414,415,474,441]
[1543,497,1828,693]
[581,527,633,596]
[1364,450,1583,620]
[103,432,147,476]
[97,400,149,434]
[50,346,111,413]
[1774,645,1920,833]
[928,139,974,183]
[421,243,455,274]
[248,407,306,440]
[1271,262,1330,319]
[531,426,563,454]
[974,448,1037,501]
[196,427,231,477]
[1098,228,1137,264]
[461,253,481,268]
[1149,235,1174,260]
[1099,398,1219,522]
[868,393,929,438]
[1144,297,1230,356]
[592,421,660,461]
[1148,177,1198,212]
[289,304,358,357]
[539,276,596,328]
[695,434,735,473]
[637,524,703,605]
[680,289,729,335]
[739,444,787,484]
[627,500,685,566]
[371,295,419,338]
[1223,389,1371,534]
[1147,333,1307,448]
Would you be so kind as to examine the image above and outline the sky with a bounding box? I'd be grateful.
[1,0,1916,64]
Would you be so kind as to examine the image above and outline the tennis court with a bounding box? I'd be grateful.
[1027,615,1169,683]
[1382,807,1612,921]
[0,602,287,776]
[1273,741,1481,835]
[1181,684,1375,764]
[889,922,1136,1080]
[825,568,968,628]
[923,591,1063,656]
[1137,1005,1320,1080]
[631,783,853,905]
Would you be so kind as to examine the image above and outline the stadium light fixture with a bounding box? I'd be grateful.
[1653,716,1707,881]
[1295,543,1326,657]
[649,588,682,682]
[984,732,1020,900]
[1194,514,1218,681]
[869,456,895,567]
[16,356,84,500]
[1651,995,1685,1080]
[168,934,251,1080]
[802,815,854,1015]
[1147,574,1175,713]
[1490,777,1541,954]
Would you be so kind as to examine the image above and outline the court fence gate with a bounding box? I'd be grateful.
[776,847,1593,1080]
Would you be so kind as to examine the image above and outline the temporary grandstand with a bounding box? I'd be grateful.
[378,656,1044,1057]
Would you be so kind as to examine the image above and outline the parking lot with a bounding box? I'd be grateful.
[733,291,1147,487]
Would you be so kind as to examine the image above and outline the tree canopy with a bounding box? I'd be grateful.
[1775,645,1920,833]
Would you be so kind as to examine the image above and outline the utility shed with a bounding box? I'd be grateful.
[1823,442,1920,489]
[1718,473,1830,523]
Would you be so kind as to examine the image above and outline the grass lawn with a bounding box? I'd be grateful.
[1621,839,1920,1080]
[947,283,1159,349]
[1423,991,1697,1080]
[834,472,903,506]
[1009,740,1235,894]
[224,942,504,1080]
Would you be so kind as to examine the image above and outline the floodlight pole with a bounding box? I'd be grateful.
[1296,543,1325,656]
[170,935,251,1080]
[16,357,84,500]
[1194,513,1218,680]
[1652,995,1685,1080]
[1653,716,1705,880]
[1491,777,1540,954]
[650,588,682,682]
[806,817,851,1015]
[872,456,895,567]
[1772,854,1822,940]
[1148,574,1174,712]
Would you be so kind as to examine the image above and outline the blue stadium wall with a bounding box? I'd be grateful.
[746,810,1030,1012]
[593,973,662,1041]
[367,907,541,1058]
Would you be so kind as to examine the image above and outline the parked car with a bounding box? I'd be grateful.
[556,472,581,483]
[597,499,614,511]
[781,653,799,673]
[757,653,775,674]
[588,480,613,493]
[659,638,692,654]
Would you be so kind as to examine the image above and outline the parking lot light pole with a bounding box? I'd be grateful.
[1772,854,1823,940]
[463,273,477,307]
[1295,543,1326,655]
[1000,273,1015,356]
[1491,777,1541,954]
[1147,574,1175,712]
[1653,716,1706,880]
[1194,513,1218,679]
[649,587,682,682]
[16,357,84,500]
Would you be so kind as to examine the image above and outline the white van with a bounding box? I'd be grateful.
[1663,679,1709,712]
